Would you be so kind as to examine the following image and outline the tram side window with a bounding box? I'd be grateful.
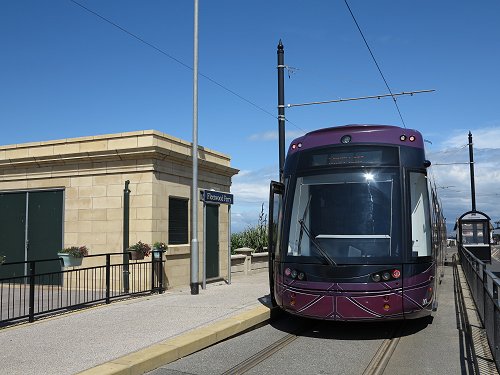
[410,172,432,257]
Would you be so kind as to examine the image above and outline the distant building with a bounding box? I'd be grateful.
[492,228,500,244]
[0,130,239,288]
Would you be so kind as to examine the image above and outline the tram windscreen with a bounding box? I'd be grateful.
[287,169,401,264]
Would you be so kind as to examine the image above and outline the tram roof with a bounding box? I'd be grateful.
[288,124,424,154]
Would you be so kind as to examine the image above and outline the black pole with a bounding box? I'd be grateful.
[468,131,476,212]
[105,254,111,304]
[277,40,285,181]
[28,261,36,323]
[123,180,131,293]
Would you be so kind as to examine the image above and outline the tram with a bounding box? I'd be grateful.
[268,124,446,321]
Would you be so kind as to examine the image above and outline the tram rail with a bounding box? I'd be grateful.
[221,321,315,375]
[362,323,403,375]
[221,318,404,375]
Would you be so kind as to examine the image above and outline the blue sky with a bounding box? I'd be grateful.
[1,1,499,233]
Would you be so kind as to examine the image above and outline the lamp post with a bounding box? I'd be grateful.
[190,0,200,295]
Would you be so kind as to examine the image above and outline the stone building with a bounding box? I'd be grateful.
[0,130,238,287]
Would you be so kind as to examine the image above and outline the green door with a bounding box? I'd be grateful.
[206,204,219,279]
[0,190,63,283]
[27,191,64,280]
[0,192,27,280]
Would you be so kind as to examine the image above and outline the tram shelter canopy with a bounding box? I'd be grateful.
[456,210,491,263]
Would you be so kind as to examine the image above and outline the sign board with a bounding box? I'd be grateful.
[201,190,234,205]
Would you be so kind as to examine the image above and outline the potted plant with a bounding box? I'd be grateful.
[152,242,167,259]
[58,246,88,267]
[128,241,151,260]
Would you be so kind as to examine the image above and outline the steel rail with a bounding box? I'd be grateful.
[222,319,404,375]
[221,322,315,375]
[362,323,403,375]
[220,332,298,375]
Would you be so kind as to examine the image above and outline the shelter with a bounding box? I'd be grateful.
[0,130,239,287]
[456,210,491,263]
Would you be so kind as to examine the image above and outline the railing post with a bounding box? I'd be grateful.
[494,283,500,369]
[159,256,164,294]
[105,254,111,304]
[151,252,155,293]
[28,261,35,323]
[482,266,487,323]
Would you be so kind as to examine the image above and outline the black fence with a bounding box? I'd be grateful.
[0,251,165,326]
[459,245,500,370]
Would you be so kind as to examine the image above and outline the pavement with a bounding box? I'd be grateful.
[0,248,497,375]
[0,270,273,375]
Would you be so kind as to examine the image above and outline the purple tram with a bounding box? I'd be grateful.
[268,124,446,321]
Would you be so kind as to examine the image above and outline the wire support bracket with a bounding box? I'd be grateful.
[286,89,435,108]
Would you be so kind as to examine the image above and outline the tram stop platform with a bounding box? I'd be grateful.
[0,247,497,375]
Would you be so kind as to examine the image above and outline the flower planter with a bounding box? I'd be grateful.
[129,250,144,260]
[58,253,83,267]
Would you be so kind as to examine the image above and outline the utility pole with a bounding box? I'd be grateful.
[277,40,285,181]
[468,131,476,212]
[190,0,200,295]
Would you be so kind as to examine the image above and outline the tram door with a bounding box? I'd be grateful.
[206,204,219,279]
[269,181,285,306]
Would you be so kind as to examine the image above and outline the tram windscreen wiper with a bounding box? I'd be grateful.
[297,209,337,267]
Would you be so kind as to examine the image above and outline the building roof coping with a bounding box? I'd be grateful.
[0,130,231,161]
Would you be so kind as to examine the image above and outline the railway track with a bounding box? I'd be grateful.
[221,319,404,375]
[361,324,403,375]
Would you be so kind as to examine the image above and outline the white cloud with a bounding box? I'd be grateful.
[442,126,500,149]
[230,166,278,232]
[231,166,278,205]
[429,145,500,232]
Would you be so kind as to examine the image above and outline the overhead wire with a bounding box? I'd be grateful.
[68,0,304,132]
[344,0,407,128]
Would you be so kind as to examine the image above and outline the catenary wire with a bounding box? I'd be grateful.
[69,0,304,132]
[344,0,407,128]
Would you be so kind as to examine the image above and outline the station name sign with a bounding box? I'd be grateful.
[201,190,234,205]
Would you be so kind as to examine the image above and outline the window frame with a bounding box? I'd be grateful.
[407,170,432,259]
[168,196,189,245]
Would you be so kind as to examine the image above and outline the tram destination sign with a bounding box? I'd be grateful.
[201,190,234,205]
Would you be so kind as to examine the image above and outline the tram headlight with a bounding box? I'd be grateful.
[284,268,292,277]
[341,135,352,144]
[371,273,381,282]
[291,269,298,279]
[382,271,391,281]
[391,269,401,279]
[297,272,305,281]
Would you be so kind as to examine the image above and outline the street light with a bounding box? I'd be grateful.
[190,0,200,295]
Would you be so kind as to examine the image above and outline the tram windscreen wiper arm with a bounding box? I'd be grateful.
[298,219,337,266]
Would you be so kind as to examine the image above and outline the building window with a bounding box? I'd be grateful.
[169,197,189,245]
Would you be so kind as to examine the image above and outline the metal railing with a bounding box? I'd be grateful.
[459,245,500,369]
[0,251,165,326]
